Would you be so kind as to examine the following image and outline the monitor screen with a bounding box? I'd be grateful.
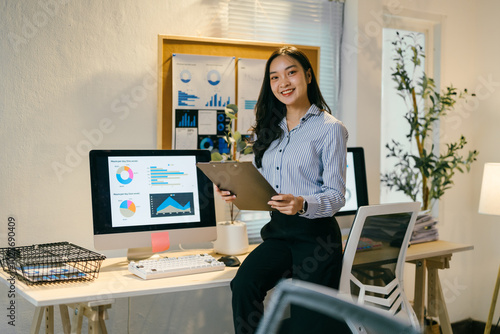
[89,149,216,258]
[336,147,369,216]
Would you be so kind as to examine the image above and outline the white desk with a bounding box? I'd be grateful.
[0,249,243,334]
[0,241,473,334]
[9,255,239,307]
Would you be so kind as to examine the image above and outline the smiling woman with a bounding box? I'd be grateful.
[252,46,333,170]
[269,54,312,128]
[215,46,350,334]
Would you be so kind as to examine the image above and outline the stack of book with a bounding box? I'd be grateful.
[410,213,439,244]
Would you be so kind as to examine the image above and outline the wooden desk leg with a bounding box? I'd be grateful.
[67,301,112,334]
[428,267,439,317]
[427,265,452,334]
[436,276,453,334]
[30,307,44,334]
[98,305,110,334]
[86,306,100,334]
[71,304,85,334]
[82,305,109,334]
[44,306,54,334]
[31,305,71,334]
[59,305,71,334]
[30,303,106,334]
[30,306,54,334]
[413,259,427,326]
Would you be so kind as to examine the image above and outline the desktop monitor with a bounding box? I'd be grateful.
[336,147,369,216]
[89,149,216,259]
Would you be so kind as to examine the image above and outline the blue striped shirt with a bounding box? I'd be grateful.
[257,104,348,218]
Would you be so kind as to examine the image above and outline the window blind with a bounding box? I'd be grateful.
[219,0,344,114]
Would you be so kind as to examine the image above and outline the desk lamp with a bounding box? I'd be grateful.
[479,163,500,334]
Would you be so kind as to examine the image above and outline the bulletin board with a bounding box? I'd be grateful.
[157,35,320,149]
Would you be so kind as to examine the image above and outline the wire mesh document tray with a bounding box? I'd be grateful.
[0,242,106,285]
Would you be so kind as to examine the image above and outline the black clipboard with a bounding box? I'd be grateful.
[196,161,277,211]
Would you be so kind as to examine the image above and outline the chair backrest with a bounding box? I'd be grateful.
[339,202,421,331]
[255,279,420,334]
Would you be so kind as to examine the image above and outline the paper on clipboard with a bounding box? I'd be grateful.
[196,161,277,211]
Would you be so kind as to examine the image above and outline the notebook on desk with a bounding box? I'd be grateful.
[18,264,87,282]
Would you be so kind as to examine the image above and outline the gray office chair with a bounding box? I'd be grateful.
[339,202,421,332]
[255,279,420,334]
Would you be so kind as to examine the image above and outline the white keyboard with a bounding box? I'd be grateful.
[128,253,225,280]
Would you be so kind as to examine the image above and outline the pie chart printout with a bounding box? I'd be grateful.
[120,200,136,217]
[116,166,134,184]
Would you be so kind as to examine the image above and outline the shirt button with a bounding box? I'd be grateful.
[279,149,282,152]
[276,167,279,170]
[275,185,279,188]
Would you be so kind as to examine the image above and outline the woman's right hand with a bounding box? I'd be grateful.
[215,185,237,203]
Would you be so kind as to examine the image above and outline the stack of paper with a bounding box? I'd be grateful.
[410,214,439,244]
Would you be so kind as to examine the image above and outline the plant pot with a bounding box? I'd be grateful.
[213,221,249,255]
[424,318,440,334]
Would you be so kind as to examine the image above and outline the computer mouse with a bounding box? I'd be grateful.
[218,255,241,267]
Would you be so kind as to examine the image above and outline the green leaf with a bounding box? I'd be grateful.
[242,146,253,155]
[232,130,242,142]
[225,112,237,120]
[225,104,238,117]
[211,151,223,161]
[237,140,247,152]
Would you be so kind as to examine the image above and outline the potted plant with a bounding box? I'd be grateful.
[211,104,253,164]
[211,104,253,255]
[381,32,479,214]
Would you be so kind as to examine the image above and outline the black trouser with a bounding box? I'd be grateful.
[230,211,347,334]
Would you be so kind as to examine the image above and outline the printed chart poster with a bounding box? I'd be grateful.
[237,58,267,134]
[172,54,236,149]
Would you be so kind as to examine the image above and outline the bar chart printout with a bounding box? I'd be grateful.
[178,114,196,127]
[178,91,200,107]
[149,166,185,186]
[206,93,231,107]
[237,58,266,134]
[172,54,235,149]
[172,54,235,110]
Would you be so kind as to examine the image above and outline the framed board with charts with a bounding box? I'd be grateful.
[157,35,320,150]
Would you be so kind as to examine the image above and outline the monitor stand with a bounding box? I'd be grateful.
[127,247,154,261]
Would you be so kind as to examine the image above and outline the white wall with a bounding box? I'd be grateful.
[341,0,500,325]
[0,1,234,333]
[467,0,500,322]
[1,0,499,332]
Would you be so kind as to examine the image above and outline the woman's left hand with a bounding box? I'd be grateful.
[268,194,304,215]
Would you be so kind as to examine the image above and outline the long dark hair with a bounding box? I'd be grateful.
[251,46,331,168]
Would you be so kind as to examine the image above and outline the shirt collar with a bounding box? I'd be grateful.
[279,104,321,131]
[305,104,322,118]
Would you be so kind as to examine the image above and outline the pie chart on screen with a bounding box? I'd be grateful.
[120,200,136,217]
[116,166,133,184]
